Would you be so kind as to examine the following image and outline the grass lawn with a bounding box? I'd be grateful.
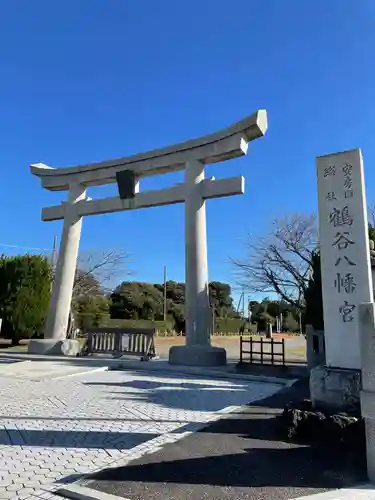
[0,344,28,351]
[9,345,28,351]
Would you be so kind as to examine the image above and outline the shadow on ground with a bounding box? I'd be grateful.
[90,445,365,489]
[86,380,367,500]
[236,361,308,380]
[0,428,157,449]
[83,374,277,412]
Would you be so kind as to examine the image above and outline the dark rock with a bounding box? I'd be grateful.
[279,404,365,452]
[299,399,313,411]
[326,414,365,451]
[280,407,326,441]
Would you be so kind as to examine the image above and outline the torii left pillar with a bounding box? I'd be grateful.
[169,160,226,366]
[28,183,85,355]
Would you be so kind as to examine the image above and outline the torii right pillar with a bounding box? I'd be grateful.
[169,159,226,366]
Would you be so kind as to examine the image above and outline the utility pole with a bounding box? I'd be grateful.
[163,265,167,321]
[237,290,245,317]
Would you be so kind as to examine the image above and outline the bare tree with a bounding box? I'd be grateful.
[73,249,132,298]
[54,248,133,337]
[231,213,318,309]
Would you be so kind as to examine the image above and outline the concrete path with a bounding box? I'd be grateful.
[0,361,282,499]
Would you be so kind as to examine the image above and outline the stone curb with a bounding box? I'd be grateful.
[52,366,108,380]
[291,483,375,499]
[0,359,109,380]
[0,351,296,386]
[56,484,130,500]
[111,359,296,387]
[55,470,375,500]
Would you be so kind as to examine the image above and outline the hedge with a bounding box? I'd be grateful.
[99,318,174,332]
[98,317,257,335]
[214,318,257,334]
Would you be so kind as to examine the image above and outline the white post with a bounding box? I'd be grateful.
[44,183,86,340]
[169,159,226,365]
[184,159,210,347]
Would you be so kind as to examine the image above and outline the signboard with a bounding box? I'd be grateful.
[317,149,373,369]
[119,333,130,352]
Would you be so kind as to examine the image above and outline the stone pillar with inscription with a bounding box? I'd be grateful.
[310,149,373,412]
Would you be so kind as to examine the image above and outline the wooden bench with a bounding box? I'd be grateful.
[81,327,156,361]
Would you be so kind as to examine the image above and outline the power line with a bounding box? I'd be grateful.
[0,243,53,251]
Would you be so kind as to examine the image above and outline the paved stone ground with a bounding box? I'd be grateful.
[86,380,368,500]
[0,363,283,499]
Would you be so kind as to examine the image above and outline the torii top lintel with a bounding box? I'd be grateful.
[30,109,267,191]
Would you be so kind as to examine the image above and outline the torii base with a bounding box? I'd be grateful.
[168,344,227,367]
[28,338,81,357]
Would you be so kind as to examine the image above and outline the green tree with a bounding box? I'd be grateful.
[283,312,299,332]
[304,250,324,330]
[260,311,275,327]
[110,282,164,320]
[170,303,185,332]
[369,224,375,243]
[249,300,275,331]
[109,279,237,332]
[163,281,185,304]
[0,254,52,344]
[70,270,108,334]
[138,283,164,320]
[73,295,110,332]
[209,282,236,317]
[110,282,144,319]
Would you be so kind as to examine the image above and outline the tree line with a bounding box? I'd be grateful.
[2,207,373,344]
[0,252,304,345]
[0,252,245,343]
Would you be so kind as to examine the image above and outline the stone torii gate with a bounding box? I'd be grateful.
[28,110,268,366]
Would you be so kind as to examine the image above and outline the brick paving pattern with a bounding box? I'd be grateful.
[0,366,282,499]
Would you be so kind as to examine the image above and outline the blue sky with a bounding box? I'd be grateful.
[1,0,374,302]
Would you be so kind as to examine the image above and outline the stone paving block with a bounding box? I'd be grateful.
[0,365,282,498]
